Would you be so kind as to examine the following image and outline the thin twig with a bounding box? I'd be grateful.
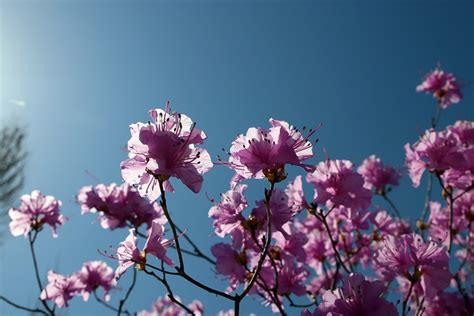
[158,179,185,271]
[317,209,351,273]
[28,232,55,315]
[234,182,275,315]
[117,268,137,316]
[381,193,401,218]
[402,280,415,316]
[0,295,48,315]
[285,294,317,308]
[175,224,216,265]
[419,173,433,223]
[144,268,196,315]
[93,290,129,315]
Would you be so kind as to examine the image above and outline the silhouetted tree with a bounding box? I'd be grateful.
[0,125,27,228]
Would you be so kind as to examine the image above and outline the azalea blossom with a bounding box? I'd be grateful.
[357,155,402,193]
[76,261,116,302]
[78,183,166,230]
[115,219,173,278]
[121,104,213,201]
[9,190,66,238]
[307,159,372,209]
[405,128,467,188]
[40,271,84,308]
[376,233,450,298]
[416,66,462,108]
[315,274,397,316]
[211,243,248,292]
[208,184,248,238]
[251,188,300,236]
[225,118,317,184]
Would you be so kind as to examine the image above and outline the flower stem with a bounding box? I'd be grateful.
[117,268,137,316]
[402,280,415,316]
[317,209,351,274]
[28,232,55,315]
[381,193,401,218]
[235,182,275,315]
[0,295,48,315]
[157,179,185,271]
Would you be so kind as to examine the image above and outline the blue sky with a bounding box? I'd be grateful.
[1,0,473,315]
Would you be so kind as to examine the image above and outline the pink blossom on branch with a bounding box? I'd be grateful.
[224,118,318,184]
[208,184,248,238]
[76,261,116,302]
[77,183,166,230]
[8,190,66,238]
[211,243,248,292]
[314,274,397,316]
[40,271,84,308]
[115,219,173,279]
[357,155,402,194]
[416,66,462,108]
[121,104,213,201]
[376,233,450,299]
[306,159,372,209]
[405,126,469,188]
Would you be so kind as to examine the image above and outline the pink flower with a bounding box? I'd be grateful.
[416,66,462,108]
[285,175,311,210]
[277,260,309,296]
[115,229,144,278]
[273,229,308,262]
[208,184,248,238]
[225,118,317,184]
[371,209,411,240]
[78,183,166,230]
[307,159,372,209]
[137,296,204,316]
[405,128,467,188]
[40,271,84,308]
[143,219,174,266]
[9,190,66,238]
[357,155,402,193]
[315,274,397,316]
[115,219,173,279]
[251,188,300,236]
[121,104,213,201]
[377,233,450,299]
[423,291,473,316]
[211,243,247,292]
[76,261,116,302]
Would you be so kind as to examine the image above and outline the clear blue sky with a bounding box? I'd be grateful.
[0,0,473,315]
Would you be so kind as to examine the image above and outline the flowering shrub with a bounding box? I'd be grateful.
[1,66,472,316]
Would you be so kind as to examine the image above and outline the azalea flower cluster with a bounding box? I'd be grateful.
[2,66,473,316]
[77,182,166,230]
[40,261,116,308]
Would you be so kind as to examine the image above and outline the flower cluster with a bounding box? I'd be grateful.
[40,261,116,308]
[115,219,173,278]
[357,155,402,194]
[9,190,66,238]
[120,103,213,201]
[405,121,473,189]
[3,68,474,316]
[223,118,318,185]
[77,182,166,230]
[416,66,462,108]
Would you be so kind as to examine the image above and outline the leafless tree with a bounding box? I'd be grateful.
[0,125,27,227]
